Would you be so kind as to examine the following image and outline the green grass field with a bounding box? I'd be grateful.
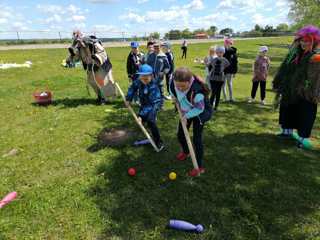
[0,37,320,240]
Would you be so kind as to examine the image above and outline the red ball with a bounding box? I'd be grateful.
[128,168,136,176]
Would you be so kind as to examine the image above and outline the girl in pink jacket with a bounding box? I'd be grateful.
[248,46,271,105]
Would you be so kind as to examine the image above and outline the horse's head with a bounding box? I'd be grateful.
[68,36,108,71]
[68,38,92,65]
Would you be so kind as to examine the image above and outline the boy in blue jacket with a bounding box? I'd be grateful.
[170,67,213,177]
[126,64,164,151]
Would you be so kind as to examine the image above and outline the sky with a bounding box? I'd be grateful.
[0,0,290,39]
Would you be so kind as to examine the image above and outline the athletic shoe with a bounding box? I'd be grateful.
[176,152,189,161]
[261,100,266,105]
[164,95,172,100]
[188,168,201,177]
[248,98,254,103]
[297,138,316,150]
[157,142,165,152]
[292,132,299,141]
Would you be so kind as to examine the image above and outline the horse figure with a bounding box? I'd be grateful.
[68,34,117,104]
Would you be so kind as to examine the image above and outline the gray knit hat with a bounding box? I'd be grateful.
[215,46,225,53]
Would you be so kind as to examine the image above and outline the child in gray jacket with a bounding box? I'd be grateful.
[207,46,230,110]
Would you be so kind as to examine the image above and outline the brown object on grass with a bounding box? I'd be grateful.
[97,128,133,146]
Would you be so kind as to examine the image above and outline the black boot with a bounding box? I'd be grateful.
[96,95,102,104]
[100,98,107,105]
[96,92,106,105]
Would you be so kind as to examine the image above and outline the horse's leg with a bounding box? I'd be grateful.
[87,72,100,99]
[107,69,118,97]
[101,69,117,101]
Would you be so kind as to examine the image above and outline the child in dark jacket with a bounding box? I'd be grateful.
[223,38,238,102]
[126,64,164,150]
[143,41,155,64]
[207,46,230,110]
[127,41,144,82]
[162,42,175,99]
[169,67,213,177]
[126,42,144,103]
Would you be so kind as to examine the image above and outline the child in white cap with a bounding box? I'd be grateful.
[248,46,271,105]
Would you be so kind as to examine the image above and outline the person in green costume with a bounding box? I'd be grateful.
[273,25,320,150]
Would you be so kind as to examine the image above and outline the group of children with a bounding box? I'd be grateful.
[124,27,320,177]
[125,64,212,177]
[204,39,271,109]
[203,38,238,111]
[124,38,273,176]
[125,40,213,177]
[127,40,175,101]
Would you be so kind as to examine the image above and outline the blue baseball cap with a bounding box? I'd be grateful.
[130,41,139,48]
[137,64,153,75]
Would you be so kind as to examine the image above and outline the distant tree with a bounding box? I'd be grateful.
[149,32,160,39]
[263,25,275,33]
[276,23,290,32]
[219,28,234,35]
[254,24,263,32]
[207,26,218,36]
[166,30,182,40]
[289,0,320,28]
[181,28,193,39]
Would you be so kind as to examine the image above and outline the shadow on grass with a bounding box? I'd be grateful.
[45,97,126,109]
[50,98,99,108]
[88,103,320,239]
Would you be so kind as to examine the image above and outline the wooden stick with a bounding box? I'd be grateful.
[115,82,160,152]
[175,101,200,173]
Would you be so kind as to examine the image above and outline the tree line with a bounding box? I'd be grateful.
[148,23,294,40]
[149,0,319,40]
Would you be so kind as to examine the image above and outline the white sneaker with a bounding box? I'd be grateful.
[261,100,266,105]
[248,98,254,103]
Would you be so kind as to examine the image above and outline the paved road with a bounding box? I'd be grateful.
[0,37,283,51]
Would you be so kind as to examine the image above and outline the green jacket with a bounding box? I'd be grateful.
[273,48,320,104]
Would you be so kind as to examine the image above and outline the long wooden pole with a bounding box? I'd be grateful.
[115,82,160,152]
[175,101,200,173]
